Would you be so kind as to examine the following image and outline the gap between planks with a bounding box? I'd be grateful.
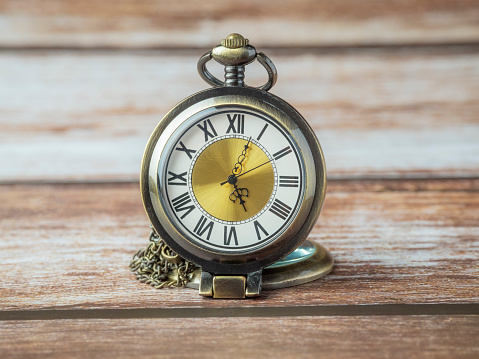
[0,43,479,54]
[1,176,478,189]
[1,303,478,321]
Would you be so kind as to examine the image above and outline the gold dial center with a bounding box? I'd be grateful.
[191,138,274,222]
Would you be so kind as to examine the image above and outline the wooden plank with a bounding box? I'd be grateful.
[1,49,478,181]
[1,0,479,48]
[0,179,477,310]
[1,316,478,358]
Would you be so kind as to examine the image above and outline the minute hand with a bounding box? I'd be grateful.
[220,159,271,186]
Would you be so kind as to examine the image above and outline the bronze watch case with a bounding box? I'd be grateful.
[140,86,326,275]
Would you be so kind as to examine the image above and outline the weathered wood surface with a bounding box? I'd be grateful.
[1,48,478,182]
[1,0,479,48]
[0,179,477,310]
[1,2,478,356]
[1,316,478,359]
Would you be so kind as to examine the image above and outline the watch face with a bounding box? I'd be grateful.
[160,107,304,254]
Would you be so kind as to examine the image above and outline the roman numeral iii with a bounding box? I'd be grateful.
[279,176,299,188]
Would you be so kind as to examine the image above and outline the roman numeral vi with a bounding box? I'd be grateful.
[223,226,238,246]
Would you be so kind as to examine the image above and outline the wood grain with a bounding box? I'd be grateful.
[1,0,479,48]
[1,49,478,182]
[1,1,477,356]
[1,316,478,359]
[0,179,477,310]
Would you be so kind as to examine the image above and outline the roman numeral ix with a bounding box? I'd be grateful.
[193,215,214,241]
[269,199,292,220]
[226,114,245,134]
[223,226,238,246]
[279,176,299,188]
[197,119,218,142]
[171,192,195,219]
[167,171,187,186]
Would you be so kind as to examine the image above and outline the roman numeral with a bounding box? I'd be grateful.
[226,114,245,134]
[223,226,238,246]
[175,141,196,159]
[167,171,187,186]
[253,220,269,241]
[269,199,292,220]
[257,124,268,141]
[279,176,299,188]
[171,192,195,219]
[197,119,218,142]
[193,215,214,241]
[273,146,292,161]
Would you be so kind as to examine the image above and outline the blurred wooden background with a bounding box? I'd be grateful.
[1,1,478,358]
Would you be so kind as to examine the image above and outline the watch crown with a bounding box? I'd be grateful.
[221,33,249,49]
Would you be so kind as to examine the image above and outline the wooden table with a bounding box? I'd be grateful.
[1,1,478,358]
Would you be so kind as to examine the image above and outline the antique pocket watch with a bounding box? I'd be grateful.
[139,34,332,298]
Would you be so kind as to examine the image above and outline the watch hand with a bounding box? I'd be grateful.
[221,137,253,185]
[221,158,272,186]
[229,185,248,212]
[232,136,252,175]
[245,136,251,149]
[235,184,247,212]
[236,159,270,179]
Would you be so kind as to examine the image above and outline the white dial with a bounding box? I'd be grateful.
[159,106,305,254]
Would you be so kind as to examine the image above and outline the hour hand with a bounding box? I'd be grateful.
[229,186,249,212]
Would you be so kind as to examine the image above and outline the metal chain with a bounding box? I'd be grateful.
[130,228,197,288]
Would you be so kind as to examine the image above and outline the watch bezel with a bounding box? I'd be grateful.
[141,86,326,274]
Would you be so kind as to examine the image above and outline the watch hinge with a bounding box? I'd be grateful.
[199,270,262,299]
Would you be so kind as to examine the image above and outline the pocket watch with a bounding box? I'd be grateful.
[140,34,329,298]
